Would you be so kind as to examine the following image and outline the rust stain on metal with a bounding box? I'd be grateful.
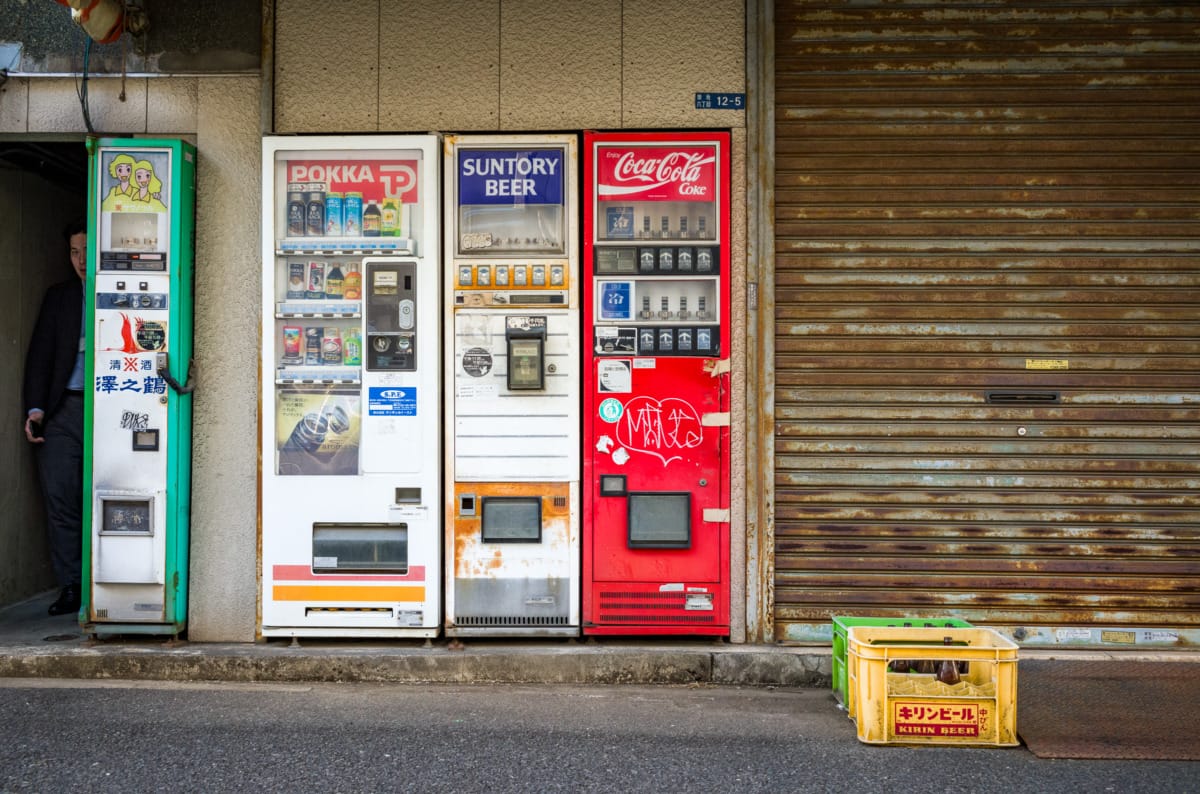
[771,0,1200,637]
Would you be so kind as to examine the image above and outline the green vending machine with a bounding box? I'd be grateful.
[81,138,196,638]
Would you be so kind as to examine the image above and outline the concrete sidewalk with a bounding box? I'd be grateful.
[3,590,1194,687]
[0,590,829,686]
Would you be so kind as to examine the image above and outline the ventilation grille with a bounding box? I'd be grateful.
[455,615,570,627]
[598,591,716,624]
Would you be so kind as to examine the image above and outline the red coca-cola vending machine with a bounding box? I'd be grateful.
[582,131,731,636]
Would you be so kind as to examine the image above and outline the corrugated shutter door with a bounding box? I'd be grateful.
[772,1,1200,643]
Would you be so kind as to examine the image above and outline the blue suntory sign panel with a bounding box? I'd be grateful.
[458,149,564,205]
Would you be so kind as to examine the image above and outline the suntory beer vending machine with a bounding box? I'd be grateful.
[261,135,441,638]
[444,134,580,636]
[82,137,196,637]
[582,131,731,636]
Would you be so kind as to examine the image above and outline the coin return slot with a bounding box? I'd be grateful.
[394,487,421,504]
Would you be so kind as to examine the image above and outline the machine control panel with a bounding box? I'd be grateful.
[366,260,418,371]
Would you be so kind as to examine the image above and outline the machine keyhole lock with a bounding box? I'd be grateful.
[699,479,708,486]
[547,363,557,374]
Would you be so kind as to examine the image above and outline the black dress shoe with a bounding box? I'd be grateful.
[48,585,80,617]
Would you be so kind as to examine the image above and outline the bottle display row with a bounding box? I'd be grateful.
[279,325,363,368]
[284,259,362,301]
[287,182,406,239]
[599,202,717,242]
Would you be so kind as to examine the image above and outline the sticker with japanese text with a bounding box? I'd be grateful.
[892,701,984,738]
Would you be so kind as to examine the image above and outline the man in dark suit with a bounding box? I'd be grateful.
[23,219,88,616]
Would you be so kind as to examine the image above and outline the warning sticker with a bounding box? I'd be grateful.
[368,387,416,416]
[597,360,632,393]
[461,347,493,377]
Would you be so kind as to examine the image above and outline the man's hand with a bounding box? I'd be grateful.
[25,410,45,443]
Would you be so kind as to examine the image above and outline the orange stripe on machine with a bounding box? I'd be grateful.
[273,585,426,603]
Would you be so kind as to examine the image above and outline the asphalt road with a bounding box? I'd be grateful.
[0,679,1195,793]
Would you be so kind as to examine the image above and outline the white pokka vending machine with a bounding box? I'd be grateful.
[261,135,440,638]
[444,134,581,636]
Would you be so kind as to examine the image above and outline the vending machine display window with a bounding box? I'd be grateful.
[311,523,408,573]
[100,497,154,535]
[627,492,691,549]
[481,497,543,543]
[455,148,566,256]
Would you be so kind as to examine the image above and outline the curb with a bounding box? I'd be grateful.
[0,643,834,687]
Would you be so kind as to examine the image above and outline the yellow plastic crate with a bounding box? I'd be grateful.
[847,626,1019,746]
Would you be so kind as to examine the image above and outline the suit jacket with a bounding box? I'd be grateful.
[23,278,84,421]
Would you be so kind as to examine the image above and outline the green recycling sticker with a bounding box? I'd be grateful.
[598,398,624,423]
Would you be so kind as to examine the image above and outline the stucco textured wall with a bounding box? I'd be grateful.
[274,0,745,133]
[188,76,262,641]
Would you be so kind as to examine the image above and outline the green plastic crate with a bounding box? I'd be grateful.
[832,616,972,713]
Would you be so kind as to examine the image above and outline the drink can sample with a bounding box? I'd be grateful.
[305,327,323,365]
[282,326,302,363]
[321,328,343,364]
[305,184,326,237]
[342,328,362,366]
[286,183,306,237]
[325,192,344,236]
[286,260,306,299]
[344,192,363,237]
[307,260,326,299]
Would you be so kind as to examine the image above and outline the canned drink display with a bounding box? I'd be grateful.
[282,326,302,363]
[342,263,362,300]
[321,328,343,364]
[307,260,326,299]
[381,198,400,236]
[305,184,326,237]
[286,183,306,237]
[325,192,344,236]
[305,326,323,365]
[344,192,363,236]
[286,260,306,299]
[362,201,382,236]
[342,328,362,366]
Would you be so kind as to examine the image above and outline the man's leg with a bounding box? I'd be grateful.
[37,393,84,590]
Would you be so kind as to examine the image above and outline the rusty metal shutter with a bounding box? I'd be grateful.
[771,1,1200,645]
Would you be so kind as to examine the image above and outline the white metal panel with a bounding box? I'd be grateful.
[260,134,442,637]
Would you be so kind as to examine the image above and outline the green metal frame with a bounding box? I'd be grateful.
[80,136,195,636]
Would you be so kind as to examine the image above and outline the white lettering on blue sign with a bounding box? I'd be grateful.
[368,386,417,416]
[459,149,564,206]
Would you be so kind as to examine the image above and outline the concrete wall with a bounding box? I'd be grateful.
[0,74,263,640]
[0,0,748,641]
[0,167,78,605]
[275,0,746,133]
